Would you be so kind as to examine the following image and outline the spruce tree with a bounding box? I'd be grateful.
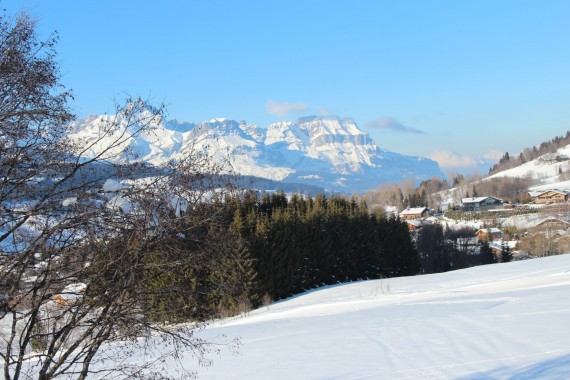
[480,240,497,265]
[501,242,513,263]
[208,232,258,316]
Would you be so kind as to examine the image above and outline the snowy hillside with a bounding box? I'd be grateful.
[68,111,444,192]
[487,146,570,186]
[89,254,570,379]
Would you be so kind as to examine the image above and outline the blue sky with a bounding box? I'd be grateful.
[6,0,570,173]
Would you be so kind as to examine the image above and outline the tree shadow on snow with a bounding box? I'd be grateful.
[458,354,570,380]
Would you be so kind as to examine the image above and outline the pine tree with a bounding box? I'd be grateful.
[208,232,258,316]
[480,240,497,265]
[392,218,421,276]
[501,242,513,263]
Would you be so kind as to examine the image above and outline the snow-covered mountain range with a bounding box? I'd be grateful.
[68,109,444,192]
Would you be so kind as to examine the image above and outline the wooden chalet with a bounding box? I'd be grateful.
[532,190,569,204]
[52,282,86,307]
[461,196,503,212]
[475,228,504,242]
[534,217,570,231]
[399,207,430,220]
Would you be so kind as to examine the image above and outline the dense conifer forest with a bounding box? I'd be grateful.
[142,191,421,321]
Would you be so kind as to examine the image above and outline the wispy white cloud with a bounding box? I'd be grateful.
[266,100,310,117]
[316,107,330,116]
[364,117,425,134]
[483,150,504,161]
[429,150,478,169]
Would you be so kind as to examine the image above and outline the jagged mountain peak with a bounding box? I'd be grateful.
[123,98,159,114]
[67,112,445,192]
[190,118,261,142]
[166,119,195,133]
[290,115,363,136]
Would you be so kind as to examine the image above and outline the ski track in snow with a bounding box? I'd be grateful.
[82,254,570,379]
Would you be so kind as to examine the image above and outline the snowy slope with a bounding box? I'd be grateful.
[487,146,570,185]
[93,254,570,379]
[68,112,444,192]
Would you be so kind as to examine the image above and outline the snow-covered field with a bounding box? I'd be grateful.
[105,254,570,379]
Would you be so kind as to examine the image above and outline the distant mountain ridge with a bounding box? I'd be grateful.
[68,111,445,192]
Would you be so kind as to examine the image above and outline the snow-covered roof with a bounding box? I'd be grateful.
[461,196,502,204]
[462,197,488,204]
[400,207,428,215]
[534,189,570,196]
[538,153,570,162]
[535,217,570,227]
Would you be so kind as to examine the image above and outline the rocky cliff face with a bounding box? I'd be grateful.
[69,112,445,192]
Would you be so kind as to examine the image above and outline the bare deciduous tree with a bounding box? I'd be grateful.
[1,10,236,380]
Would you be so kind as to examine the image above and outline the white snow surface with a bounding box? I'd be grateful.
[487,146,570,184]
[94,254,570,379]
[61,197,77,207]
[102,178,123,192]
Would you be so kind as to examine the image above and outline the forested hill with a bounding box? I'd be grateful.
[145,191,421,322]
[489,131,570,175]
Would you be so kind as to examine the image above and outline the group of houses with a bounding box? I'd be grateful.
[399,190,570,223]
[458,190,570,211]
[398,196,508,221]
[398,190,570,259]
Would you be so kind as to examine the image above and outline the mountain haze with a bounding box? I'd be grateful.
[69,110,445,192]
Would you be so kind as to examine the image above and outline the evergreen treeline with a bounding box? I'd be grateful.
[416,224,496,274]
[142,191,420,322]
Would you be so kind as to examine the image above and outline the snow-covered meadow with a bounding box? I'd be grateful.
[99,254,570,379]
